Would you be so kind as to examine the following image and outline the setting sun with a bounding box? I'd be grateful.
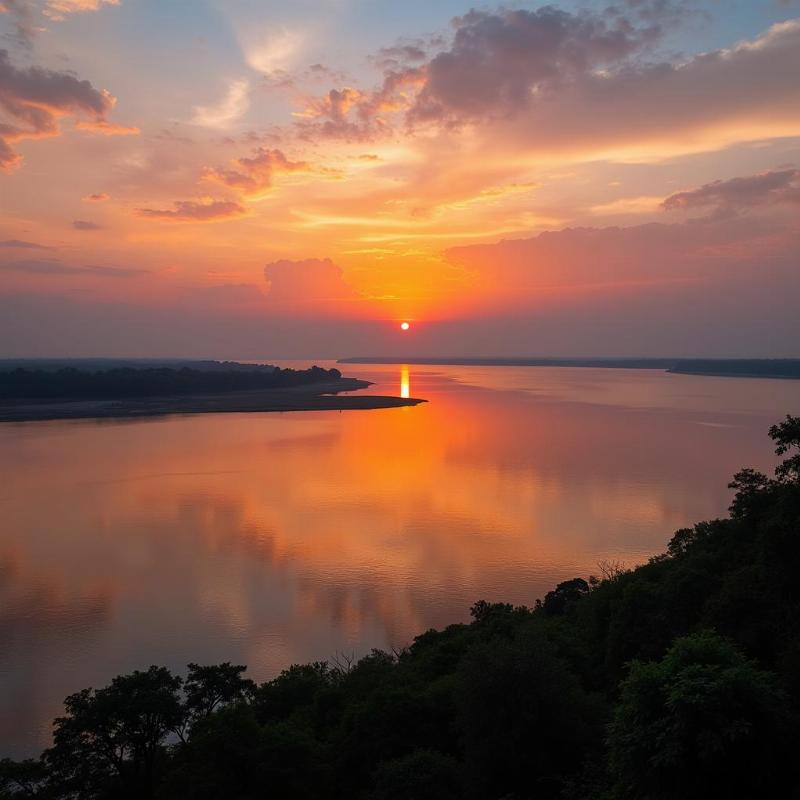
[400,322,410,331]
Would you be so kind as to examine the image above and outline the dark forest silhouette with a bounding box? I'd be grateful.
[0,364,343,401]
[2,416,799,799]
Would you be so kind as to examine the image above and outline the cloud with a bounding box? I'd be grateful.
[72,219,102,230]
[409,6,662,126]
[298,3,666,141]
[2,1,122,47]
[445,166,800,299]
[0,238,52,249]
[191,78,250,129]
[371,35,443,70]
[73,118,139,135]
[244,27,307,74]
[0,48,133,170]
[0,258,146,276]
[204,147,309,197]
[0,0,39,49]
[263,258,360,307]
[82,192,109,202]
[298,11,800,165]
[296,72,423,141]
[134,198,247,223]
[457,17,800,161]
[436,205,800,356]
[663,168,800,214]
[43,0,120,21]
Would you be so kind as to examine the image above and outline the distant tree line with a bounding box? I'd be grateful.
[669,359,800,379]
[2,416,800,799]
[0,365,343,401]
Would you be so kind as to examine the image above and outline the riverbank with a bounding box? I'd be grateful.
[339,356,800,380]
[0,379,425,423]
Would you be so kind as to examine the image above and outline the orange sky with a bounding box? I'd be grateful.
[1,0,799,356]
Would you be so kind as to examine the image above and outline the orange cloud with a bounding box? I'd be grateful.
[74,119,139,135]
[0,49,134,170]
[263,257,362,312]
[43,0,120,21]
[204,147,309,197]
[135,199,247,223]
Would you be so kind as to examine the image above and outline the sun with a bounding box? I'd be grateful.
[400,322,410,331]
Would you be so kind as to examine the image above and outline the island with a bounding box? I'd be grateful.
[0,361,425,423]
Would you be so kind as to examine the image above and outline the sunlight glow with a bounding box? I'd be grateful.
[400,365,410,399]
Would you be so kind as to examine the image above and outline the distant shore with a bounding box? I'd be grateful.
[338,357,800,380]
[0,379,425,423]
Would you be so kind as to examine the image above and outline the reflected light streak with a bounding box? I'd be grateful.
[400,365,410,399]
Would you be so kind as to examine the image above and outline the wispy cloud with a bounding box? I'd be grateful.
[135,198,247,223]
[1,258,146,276]
[43,0,121,22]
[191,78,250,129]
[0,239,53,249]
[243,26,307,74]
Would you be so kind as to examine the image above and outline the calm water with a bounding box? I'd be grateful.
[1,363,798,755]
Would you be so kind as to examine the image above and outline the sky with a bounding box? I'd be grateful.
[0,0,799,358]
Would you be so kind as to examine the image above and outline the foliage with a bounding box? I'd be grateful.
[0,364,343,401]
[609,631,789,800]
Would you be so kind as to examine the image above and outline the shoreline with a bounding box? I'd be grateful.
[0,379,426,423]
[338,357,800,381]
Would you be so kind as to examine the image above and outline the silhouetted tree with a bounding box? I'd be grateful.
[542,578,590,616]
[45,666,183,799]
[0,758,48,798]
[368,749,464,800]
[609,631,790,800]
[457,628,604,800]
[771,414,800,483]
[177,662,254,741]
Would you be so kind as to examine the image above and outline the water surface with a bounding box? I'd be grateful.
[1,363,798,755]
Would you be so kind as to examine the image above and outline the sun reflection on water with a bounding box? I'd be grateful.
[400,365,410,399]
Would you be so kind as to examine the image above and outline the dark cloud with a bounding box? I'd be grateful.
[72,219,103,230]
[663,169,800,214]
[371,34,444,70]
[204,147,308,196]
[410,6,662,125]
[134,199,247,223]
[83,192,110,202]
[0,239,52,249]
[0,48,131,169]
[0,258,148,276]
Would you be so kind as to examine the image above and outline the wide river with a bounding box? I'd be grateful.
[1,363,799,755]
